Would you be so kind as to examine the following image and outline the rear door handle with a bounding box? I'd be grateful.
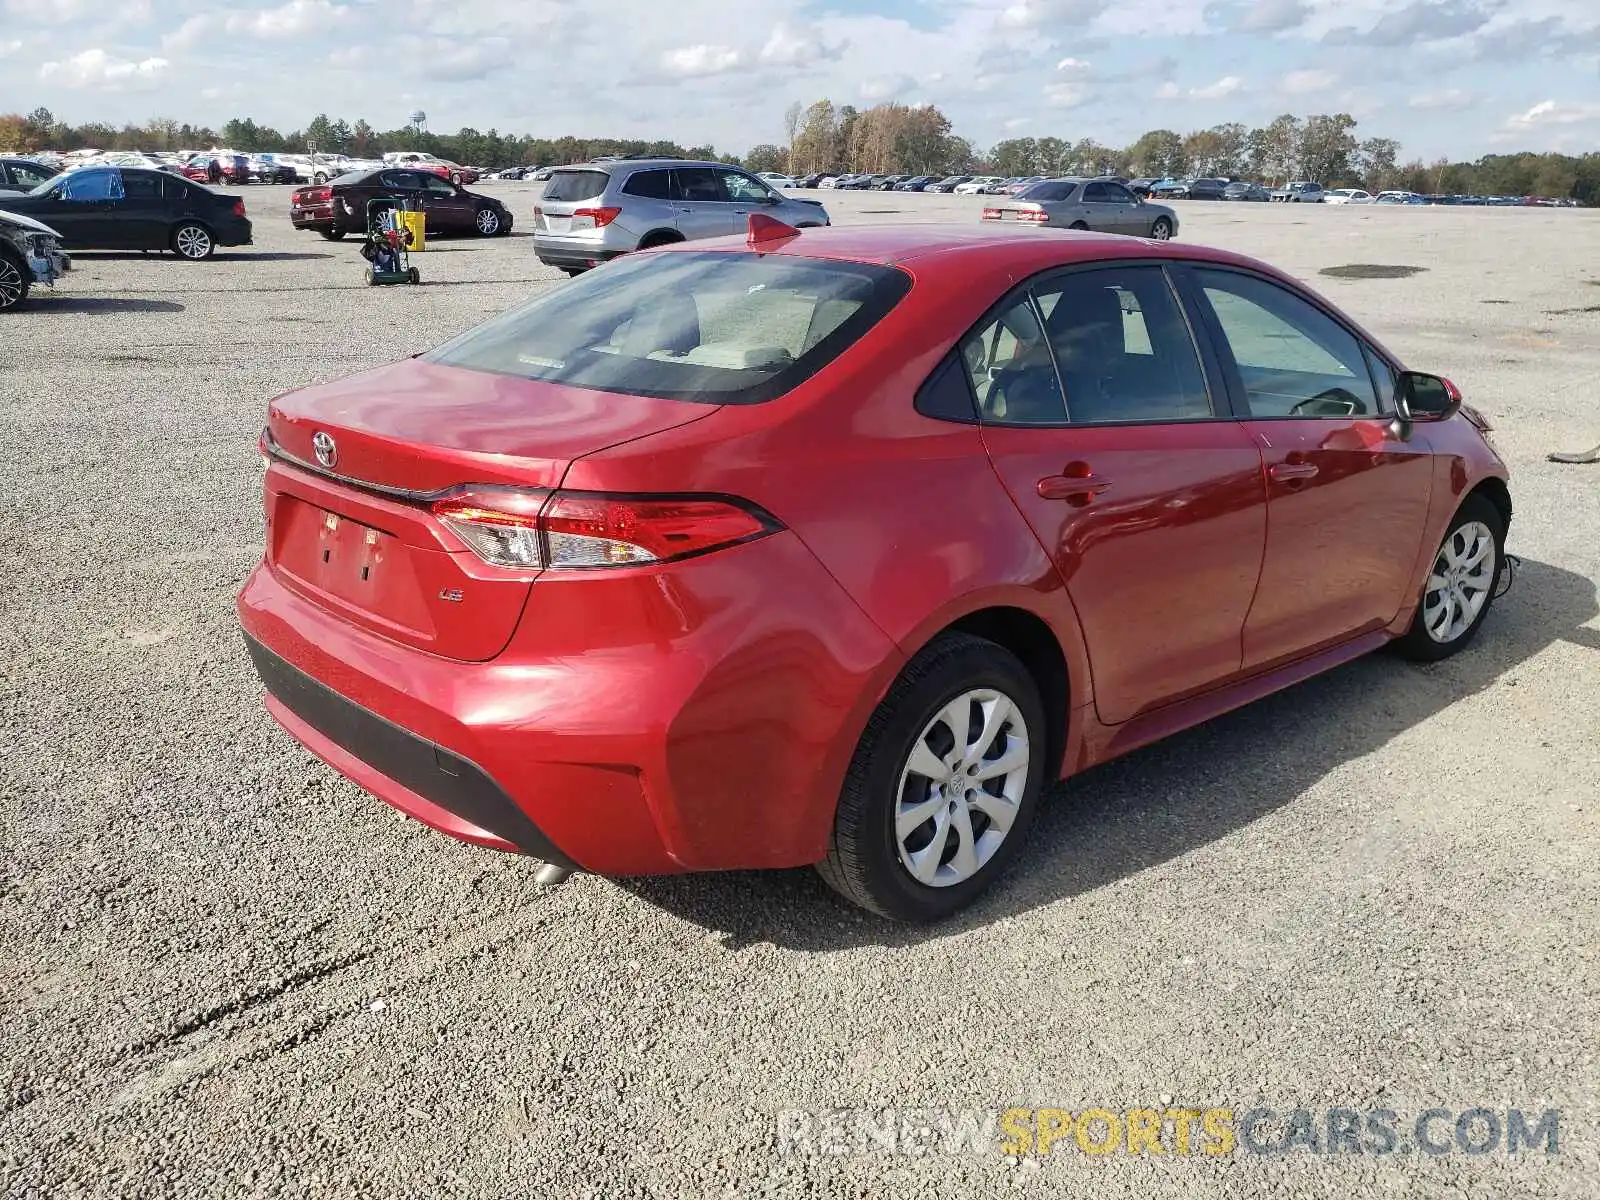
[1037,473,1112,501]
[1268,462,1319,482]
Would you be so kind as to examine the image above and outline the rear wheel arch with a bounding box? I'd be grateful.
[637,229,683,250]
[943,607,1071,779]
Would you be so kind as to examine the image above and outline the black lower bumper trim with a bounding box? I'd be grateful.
[244,635,576,868]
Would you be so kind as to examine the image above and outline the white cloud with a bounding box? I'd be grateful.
[1282,68,1337,92]
[3,0,96,23]
[161,14,214,50]
[0,38,22,57]
[860,74,916,101]
[759,23,845,68]
[1055,57,1092,72]
[1409,88,1476,109]
[1192,74,1245,99]
[406,36,513,80]
[1504,99,1600,128]
[999,0,1106,29]
[1045,81,1090,107]
[38,48,169,87]
[1003,116,1032,130]
[1154,80,1182,99]
[229,0,349,39]
[328,45,368,68]
[660,43,744,77]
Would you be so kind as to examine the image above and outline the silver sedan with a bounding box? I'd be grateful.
[980,177,1179,239]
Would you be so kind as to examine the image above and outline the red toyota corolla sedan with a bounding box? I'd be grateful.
[239,218,1512,921]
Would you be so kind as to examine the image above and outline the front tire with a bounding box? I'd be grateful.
[1393,493,1505,661]
[319,227,345,241]
[450,172,463,185]
[817,633,1047,921]
[474,207,501,237]
[0,253,30,312]
[1149,217,1174,240]
[171,222,214,260]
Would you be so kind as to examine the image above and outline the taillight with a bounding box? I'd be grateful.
[982,207,1001,219]
[431,486,780,571]
[233,200,247,218]
[304,187,332,204]
[570,207,622,230]
[1020,209,1048,223]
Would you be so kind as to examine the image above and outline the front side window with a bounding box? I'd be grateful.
[10,162,54,189]
[1102,183,1137,204]
[57,169,123,202]
[1035,267,1212,423]
[424,251,911,405]
[1196,269,1379,418]
[423,175,457,195]
[673,168,725,202]
[1082,182,1115,202]
[959,296,1066,424]
[722,172,774,203]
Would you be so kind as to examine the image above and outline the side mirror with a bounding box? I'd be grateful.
[1395,371,1462,423]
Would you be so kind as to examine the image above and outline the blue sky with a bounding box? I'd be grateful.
[1,0,1597,159]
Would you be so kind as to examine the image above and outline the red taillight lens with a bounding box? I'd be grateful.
[430,487,778,570]
[233,200,247,218]
[571,206,623,230]
[982,207,1000,219]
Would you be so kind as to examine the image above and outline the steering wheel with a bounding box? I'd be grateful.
[1289,387,1363,417]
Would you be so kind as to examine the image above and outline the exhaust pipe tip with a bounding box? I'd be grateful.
[533,863,575,887]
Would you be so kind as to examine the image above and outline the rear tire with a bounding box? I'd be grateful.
[171,222,215,260]
[450,171,463,185]
[0,252,30,312]
[364,267,376,286]
[314,172,329,185]
[1392,493,1505,662]
[408,267,420,284]
[817,633,1047,922]
[1068,221,1089,231]
[637,231,683,251]
[561,267,584,276]
[319,227,345,241]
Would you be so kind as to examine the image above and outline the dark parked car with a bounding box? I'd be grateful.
[289,167,514,240]
[926,176,972,193]
[0,166,251,259]
[1223,181,1272,202]
[877,175,907,190]
[896,175,939,191]
[0,208,71,311]
[0,156,62,196]
[1183,178,1230,201]
[1126,179,1157,197]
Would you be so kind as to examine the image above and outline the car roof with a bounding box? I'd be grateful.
[658,221,1285,278]
[562,158,729,172]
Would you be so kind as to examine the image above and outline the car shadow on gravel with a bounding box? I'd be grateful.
[618,557,1597,948]
[31,297,184,313]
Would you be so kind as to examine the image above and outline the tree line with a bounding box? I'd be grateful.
[2,103,1594,203]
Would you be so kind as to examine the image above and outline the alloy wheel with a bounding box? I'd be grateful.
[175,226,212,259]
[1422,520,1496,643]
[895,688,1030,888]
[0,259,23,310]
[1150,219,1173,240]
[476,209,500,235]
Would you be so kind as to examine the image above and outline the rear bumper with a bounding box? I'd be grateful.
[245,635,577,866]
[534,237,630,269]
[236,531,899,875]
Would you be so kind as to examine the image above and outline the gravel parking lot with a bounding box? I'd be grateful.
[2,184,1598,1199]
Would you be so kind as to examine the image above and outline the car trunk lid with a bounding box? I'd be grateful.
[264,357,713,660]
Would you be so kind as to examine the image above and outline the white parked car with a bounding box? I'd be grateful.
[955,176,1001,194]
[1324,188,1373,205]
[817,176,842,189]
[757,172,798,190]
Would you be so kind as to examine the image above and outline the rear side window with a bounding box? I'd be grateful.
[121,171,162,200]
[1023,182,1075,202]
[424,251,912,405]
[543,170,609,202]
[622,170,672,199]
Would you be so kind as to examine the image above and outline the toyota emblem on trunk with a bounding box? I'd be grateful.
[312,431,337,468]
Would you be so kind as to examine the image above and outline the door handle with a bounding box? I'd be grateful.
[1268,461,1319,482]
[1037,472,1112,502]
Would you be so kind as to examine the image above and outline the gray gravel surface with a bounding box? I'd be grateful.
[2,185,1597,1198]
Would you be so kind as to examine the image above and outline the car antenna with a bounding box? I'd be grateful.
[747,212,800,248]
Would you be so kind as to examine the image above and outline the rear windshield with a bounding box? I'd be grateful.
[542,169,609,202]
[424,251,912,405]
